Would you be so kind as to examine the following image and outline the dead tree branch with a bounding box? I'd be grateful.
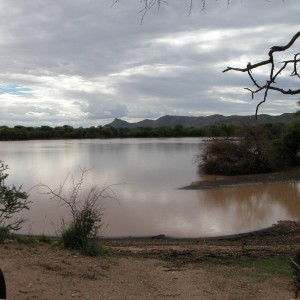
[112,0,224,23]
[223,31,300,119]
[38,168,119,224]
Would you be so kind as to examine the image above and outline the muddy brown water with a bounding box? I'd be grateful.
[0,138,300,238]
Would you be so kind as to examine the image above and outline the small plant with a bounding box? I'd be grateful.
[40,168,117,256]
[60,207,102,255]
[15,234,38,246]
[0,161,30,241]
[38,235,53,244]
[0,228,9,244]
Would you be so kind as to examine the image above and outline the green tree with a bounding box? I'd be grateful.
[0,161,30,241]
[275,120,300,165]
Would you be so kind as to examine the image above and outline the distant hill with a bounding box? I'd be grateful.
[106,113,295,128]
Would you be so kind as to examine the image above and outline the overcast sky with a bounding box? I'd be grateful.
[0,0,299,127]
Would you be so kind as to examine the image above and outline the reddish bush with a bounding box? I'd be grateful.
[200,127,281,175]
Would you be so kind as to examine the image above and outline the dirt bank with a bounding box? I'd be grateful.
[182,167,300,190]
[1,220,299,299]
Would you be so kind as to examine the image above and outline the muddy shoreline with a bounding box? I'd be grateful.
[3,170,300,299]
[99,220,300,263]
[2,222,296,300]
[100,168,300,259]
[182,167,300,190]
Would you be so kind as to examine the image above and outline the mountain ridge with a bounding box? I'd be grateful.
[107,113,294,128]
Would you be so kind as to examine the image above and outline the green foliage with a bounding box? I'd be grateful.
[14,234,38,246]
[0,161,30,236]
[275,120,300,165]
[1,121,295,141]
[200,257,292,281]
[237,258,291,280]
[38,235,53,244]
[0,228,9,243]
[60,207,103,256]
[277,106,300,164]
[0,123,241,140]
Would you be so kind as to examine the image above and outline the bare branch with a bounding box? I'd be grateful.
[223,59,271,73]
[268,31,300,55]
[291,53,300,78]
[112,0,234,23]
[38,168,121,224]
[111,0,119,7]
[223,30,300,118]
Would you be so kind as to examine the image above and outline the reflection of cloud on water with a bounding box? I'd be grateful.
[196,197,289,237]
[295,182,300,193]
[4,139,300,238]
[195,182,300,237]
[20,181,300,238]
[102,182,300,238]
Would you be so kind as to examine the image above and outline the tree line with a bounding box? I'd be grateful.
[0,122,290,140]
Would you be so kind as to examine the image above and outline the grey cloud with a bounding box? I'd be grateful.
[0,0,299,126]
[80,98,128,120]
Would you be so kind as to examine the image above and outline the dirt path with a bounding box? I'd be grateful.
[1,221,299,300]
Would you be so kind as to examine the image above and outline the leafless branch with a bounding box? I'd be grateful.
[38,168,120,224]
[223,30,300,119]
[112,0,234,23]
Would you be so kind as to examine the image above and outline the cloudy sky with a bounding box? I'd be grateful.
[0,0,299,127]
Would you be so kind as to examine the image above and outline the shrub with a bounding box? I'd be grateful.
[61,207,102,255]
[200,126,281,175]
[41,168,117,256]
[0,228,9,244]
[0,161,30,239]
[275,121,300,165]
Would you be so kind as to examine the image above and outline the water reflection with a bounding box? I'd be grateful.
[0,138,300,237]
[101,182,300,238]
[195,183,300,236]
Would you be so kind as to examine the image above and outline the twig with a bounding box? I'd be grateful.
[223,30,300,118]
